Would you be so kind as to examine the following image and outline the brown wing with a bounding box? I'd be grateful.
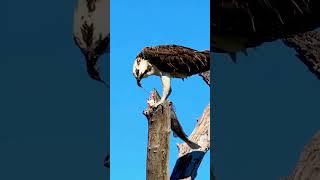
[137,45,210,76]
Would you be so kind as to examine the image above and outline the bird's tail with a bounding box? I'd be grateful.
[197,50,210,83]
[199,50,210,72]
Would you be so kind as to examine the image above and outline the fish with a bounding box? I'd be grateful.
[169,103,201,149]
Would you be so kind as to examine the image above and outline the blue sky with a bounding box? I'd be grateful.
[110,0,210,179]
[213,40,320,180]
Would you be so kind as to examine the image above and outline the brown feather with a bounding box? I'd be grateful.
[136,45,210,77]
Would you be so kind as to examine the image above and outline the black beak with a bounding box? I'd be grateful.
[135,68,147,88]
[136,78,142,87]
[135,69,142,87]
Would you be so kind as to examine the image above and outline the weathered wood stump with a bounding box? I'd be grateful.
[143,90,171,180]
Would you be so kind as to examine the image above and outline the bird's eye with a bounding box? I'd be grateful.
[137,59,141,65]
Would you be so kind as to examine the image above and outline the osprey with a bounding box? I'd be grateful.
[133,45,210,108]
[73,0,110,85]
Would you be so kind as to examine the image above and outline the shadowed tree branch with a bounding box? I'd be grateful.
[283,31,320,79]
[283,130,320,180]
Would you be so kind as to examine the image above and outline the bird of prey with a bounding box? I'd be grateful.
[73,0,110,85]
[133,45,210,108]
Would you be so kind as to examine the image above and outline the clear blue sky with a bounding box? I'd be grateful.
[110,0,210,179]
[213,40,320,180]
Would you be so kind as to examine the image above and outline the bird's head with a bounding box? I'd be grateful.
[132,57,154,87]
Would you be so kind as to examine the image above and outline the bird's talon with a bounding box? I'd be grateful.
[151,103,161,110]
[152,105,159,110]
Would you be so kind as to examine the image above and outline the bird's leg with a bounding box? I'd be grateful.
[152,75,171,109]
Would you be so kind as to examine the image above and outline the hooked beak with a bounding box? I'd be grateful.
[135,69,148,88]
[136,77,142,87]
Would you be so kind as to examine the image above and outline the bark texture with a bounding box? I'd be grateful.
[286,130,320,180]
[283,31,320,79]
[144,90,171,180]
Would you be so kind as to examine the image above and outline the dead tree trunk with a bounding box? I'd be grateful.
[143,90,171,180]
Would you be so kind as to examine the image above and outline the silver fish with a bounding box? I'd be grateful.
[169,103,200,149]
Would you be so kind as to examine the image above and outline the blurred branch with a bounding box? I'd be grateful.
[283,31,320,80]
[284,130,320,180]
[144,90,171,180]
